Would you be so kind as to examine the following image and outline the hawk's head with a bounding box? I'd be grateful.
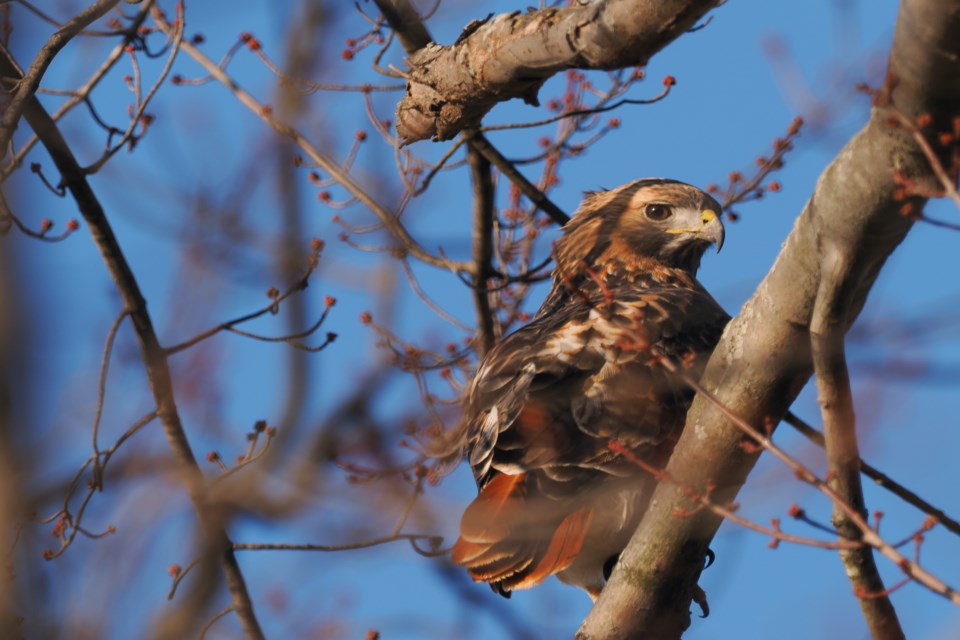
[555,178,724,275]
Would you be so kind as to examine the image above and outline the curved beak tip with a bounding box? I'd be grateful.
[701,209,724,253]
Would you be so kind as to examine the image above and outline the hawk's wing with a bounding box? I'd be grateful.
[452,283,728,592]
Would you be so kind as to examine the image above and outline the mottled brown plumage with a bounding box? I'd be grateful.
[451,178,729,599]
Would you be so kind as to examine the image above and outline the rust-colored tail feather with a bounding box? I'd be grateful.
[509,507,593,590]
[452,472,527,562]
[452,471,594,592]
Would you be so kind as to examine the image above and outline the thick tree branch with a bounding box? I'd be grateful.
[393,0,723,143]
[374,0,570,225]
[0,55,265,640]
[578,0,960,637]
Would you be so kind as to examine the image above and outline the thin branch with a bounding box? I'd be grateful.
[467,131,570,225]
[84,1,184,174]
[2,51,265,639]
[783,412,960,538]
[468,141,496,356]
[480,85,672,133]
[0,0,122,160]
[153,8,470,275]
[1,2,152,178]
[198,606,235,640]
[233,532,445,557]
[609,440,862,552]
[168,558,203,600]
[164,243,325,355]
[658,353,960,606]
[91,309,130,473]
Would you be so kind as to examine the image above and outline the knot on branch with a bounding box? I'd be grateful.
[397,39,544,144]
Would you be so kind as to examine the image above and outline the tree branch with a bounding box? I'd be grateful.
[153,8,470,275]
[373,0,571,226]
[578,0,960,636]
[811,257,904,638]
[467,139,497,356]
[0,0,122,161]
[783,412,960,538]
[0,52,265,640]
[392,0,723,143]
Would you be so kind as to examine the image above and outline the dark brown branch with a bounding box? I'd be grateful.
[468,140,496,356]
[391,0,723,143]
[163,247,323,355]
[578,0,960,636]
[783,412,960,538]
[467,131,570,225]
[233,532,444,556]
[0,55,265,640]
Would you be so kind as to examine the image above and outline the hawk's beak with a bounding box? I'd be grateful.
[666,209,725,251]
[700,209,724,253]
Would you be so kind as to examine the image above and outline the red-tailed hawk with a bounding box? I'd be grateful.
[451,178,729,599]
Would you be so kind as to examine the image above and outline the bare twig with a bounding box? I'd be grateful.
[783,412,960,538]
[164,242,326,355]
[1,2,153,178]
[91,309,130,475]
[2,52,265,639]
[233,532,445,557]
[609,440,862,552]
[198,606,235,640]
[84,1,184,174]
[658,353,960,606]
[467,132,570,225]
[153,8,470,275]
[0,0,122,160]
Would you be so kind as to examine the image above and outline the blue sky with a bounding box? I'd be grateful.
[8,0,960,638]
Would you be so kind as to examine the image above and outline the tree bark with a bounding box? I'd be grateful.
[577,0,960,637]
[394,0,722,143]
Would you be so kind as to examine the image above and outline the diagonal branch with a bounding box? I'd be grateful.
[0,0,122,161]
[784,412,960,538]
[152,7,470,275]
[391,0,723,143]
[373,0,570,226]
[0,51,265,640]
[578,0,960,637]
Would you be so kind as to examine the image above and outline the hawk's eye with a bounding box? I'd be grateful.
[644,203,673,221]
